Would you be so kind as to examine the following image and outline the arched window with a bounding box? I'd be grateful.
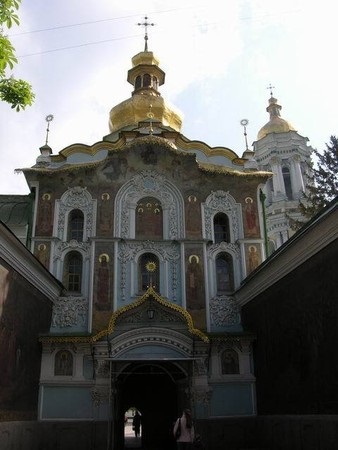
[282,167,293,200]
[135,75,142,90]
[214,213,230,243]
[64,251,82,293]
[216,253,234,293]
[139,253,160,292]
[68,209,84,241]
[143,73,151,87]
[54,350,73,376]
[221,349,239,374]
[153,76,159,90]
[136,197,163,240]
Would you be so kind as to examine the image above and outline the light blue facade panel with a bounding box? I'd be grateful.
[41,386,93,419]
[210,383,254,416]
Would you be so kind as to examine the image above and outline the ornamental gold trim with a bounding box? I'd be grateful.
[176,135,240,162]
[93,286,209,343]
[40,287,209,344]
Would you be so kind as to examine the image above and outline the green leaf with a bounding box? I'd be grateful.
[0,77,35,110]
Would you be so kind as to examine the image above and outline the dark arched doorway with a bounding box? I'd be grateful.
[115,361,189,450]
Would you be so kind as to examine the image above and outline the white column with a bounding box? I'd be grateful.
[291,156,305,197]
[270,157,285,199]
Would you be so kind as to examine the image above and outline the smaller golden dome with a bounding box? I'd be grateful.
[257,96,296,140]
[108,92,183,133]
[108,50,183,133]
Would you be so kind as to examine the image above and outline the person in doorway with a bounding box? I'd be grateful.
[173,409,195,449]
[132,411,141,437]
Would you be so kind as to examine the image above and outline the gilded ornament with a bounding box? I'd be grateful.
[146,261,157,272]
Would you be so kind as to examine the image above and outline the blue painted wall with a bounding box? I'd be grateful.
[210,383,255,416]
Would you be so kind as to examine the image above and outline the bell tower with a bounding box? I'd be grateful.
[253,87,313,251]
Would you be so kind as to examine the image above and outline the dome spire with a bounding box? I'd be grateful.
[137,16,155,52]
[107,19,183,135]
[257,85,296,140]
[267,83,275,97]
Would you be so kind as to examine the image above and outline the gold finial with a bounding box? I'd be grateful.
[267,83,275,97]
[147,103,154,135]
[146,261,157,290]
[137,16,155,51]
[146,261,157,272]
[240,119,249,151]
[45,114,54,145]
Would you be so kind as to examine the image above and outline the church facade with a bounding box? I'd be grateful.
[20,45,270,448]
[1,35,317,449]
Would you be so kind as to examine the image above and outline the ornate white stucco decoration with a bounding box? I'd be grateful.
[95,360,110,378]
[118,240,180,301]
[202,190,243,241]
[53,240,91,262]
[190,387,212,405]
[56,186,96,241]
[91,387,109,407]
[209,295,240,326]
[207,241,241,260]
[114,170,185,239]
[194,357,209,376]
[51,296,88,328]
[108,327,194,359]
[216,338,243,353]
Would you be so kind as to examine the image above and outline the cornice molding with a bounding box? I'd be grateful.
[0,222,63,301]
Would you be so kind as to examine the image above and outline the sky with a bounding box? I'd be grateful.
[0,0,336,194]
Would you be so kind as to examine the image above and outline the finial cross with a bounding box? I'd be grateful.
[267,84,275,97]
[138,16,155,51]
[45,114,54,145]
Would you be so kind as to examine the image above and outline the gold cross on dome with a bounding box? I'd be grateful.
[267,84,275,97]
[138,16,155,51]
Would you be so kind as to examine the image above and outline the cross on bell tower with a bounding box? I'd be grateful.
[137,16,155,51]
[267,83,275,97]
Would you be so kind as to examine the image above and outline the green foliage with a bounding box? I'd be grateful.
[0,34,18,75]
[298,136,338,225]
[0,0,20,28]
[0,0,35,110]
[0,77,34,110]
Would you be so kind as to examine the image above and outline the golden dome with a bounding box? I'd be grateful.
[257,96,296,140]
[108,50,183,133]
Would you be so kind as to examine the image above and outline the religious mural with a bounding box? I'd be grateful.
[37,192,53,235]
[245,243,262,274]
[94,253,112,311]
[185,251,206,329]
[185,193,202,238]
[244,196,259,237]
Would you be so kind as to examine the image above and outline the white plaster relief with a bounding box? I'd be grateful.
[51,296,88,328]
[209,295,241,326]
[202,190,243,242]
[117,240,180,301]
[56,187,96,241]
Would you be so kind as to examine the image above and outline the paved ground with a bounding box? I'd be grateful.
[125,423,142,448]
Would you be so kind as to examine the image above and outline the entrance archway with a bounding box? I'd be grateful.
[115,361,190,450]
